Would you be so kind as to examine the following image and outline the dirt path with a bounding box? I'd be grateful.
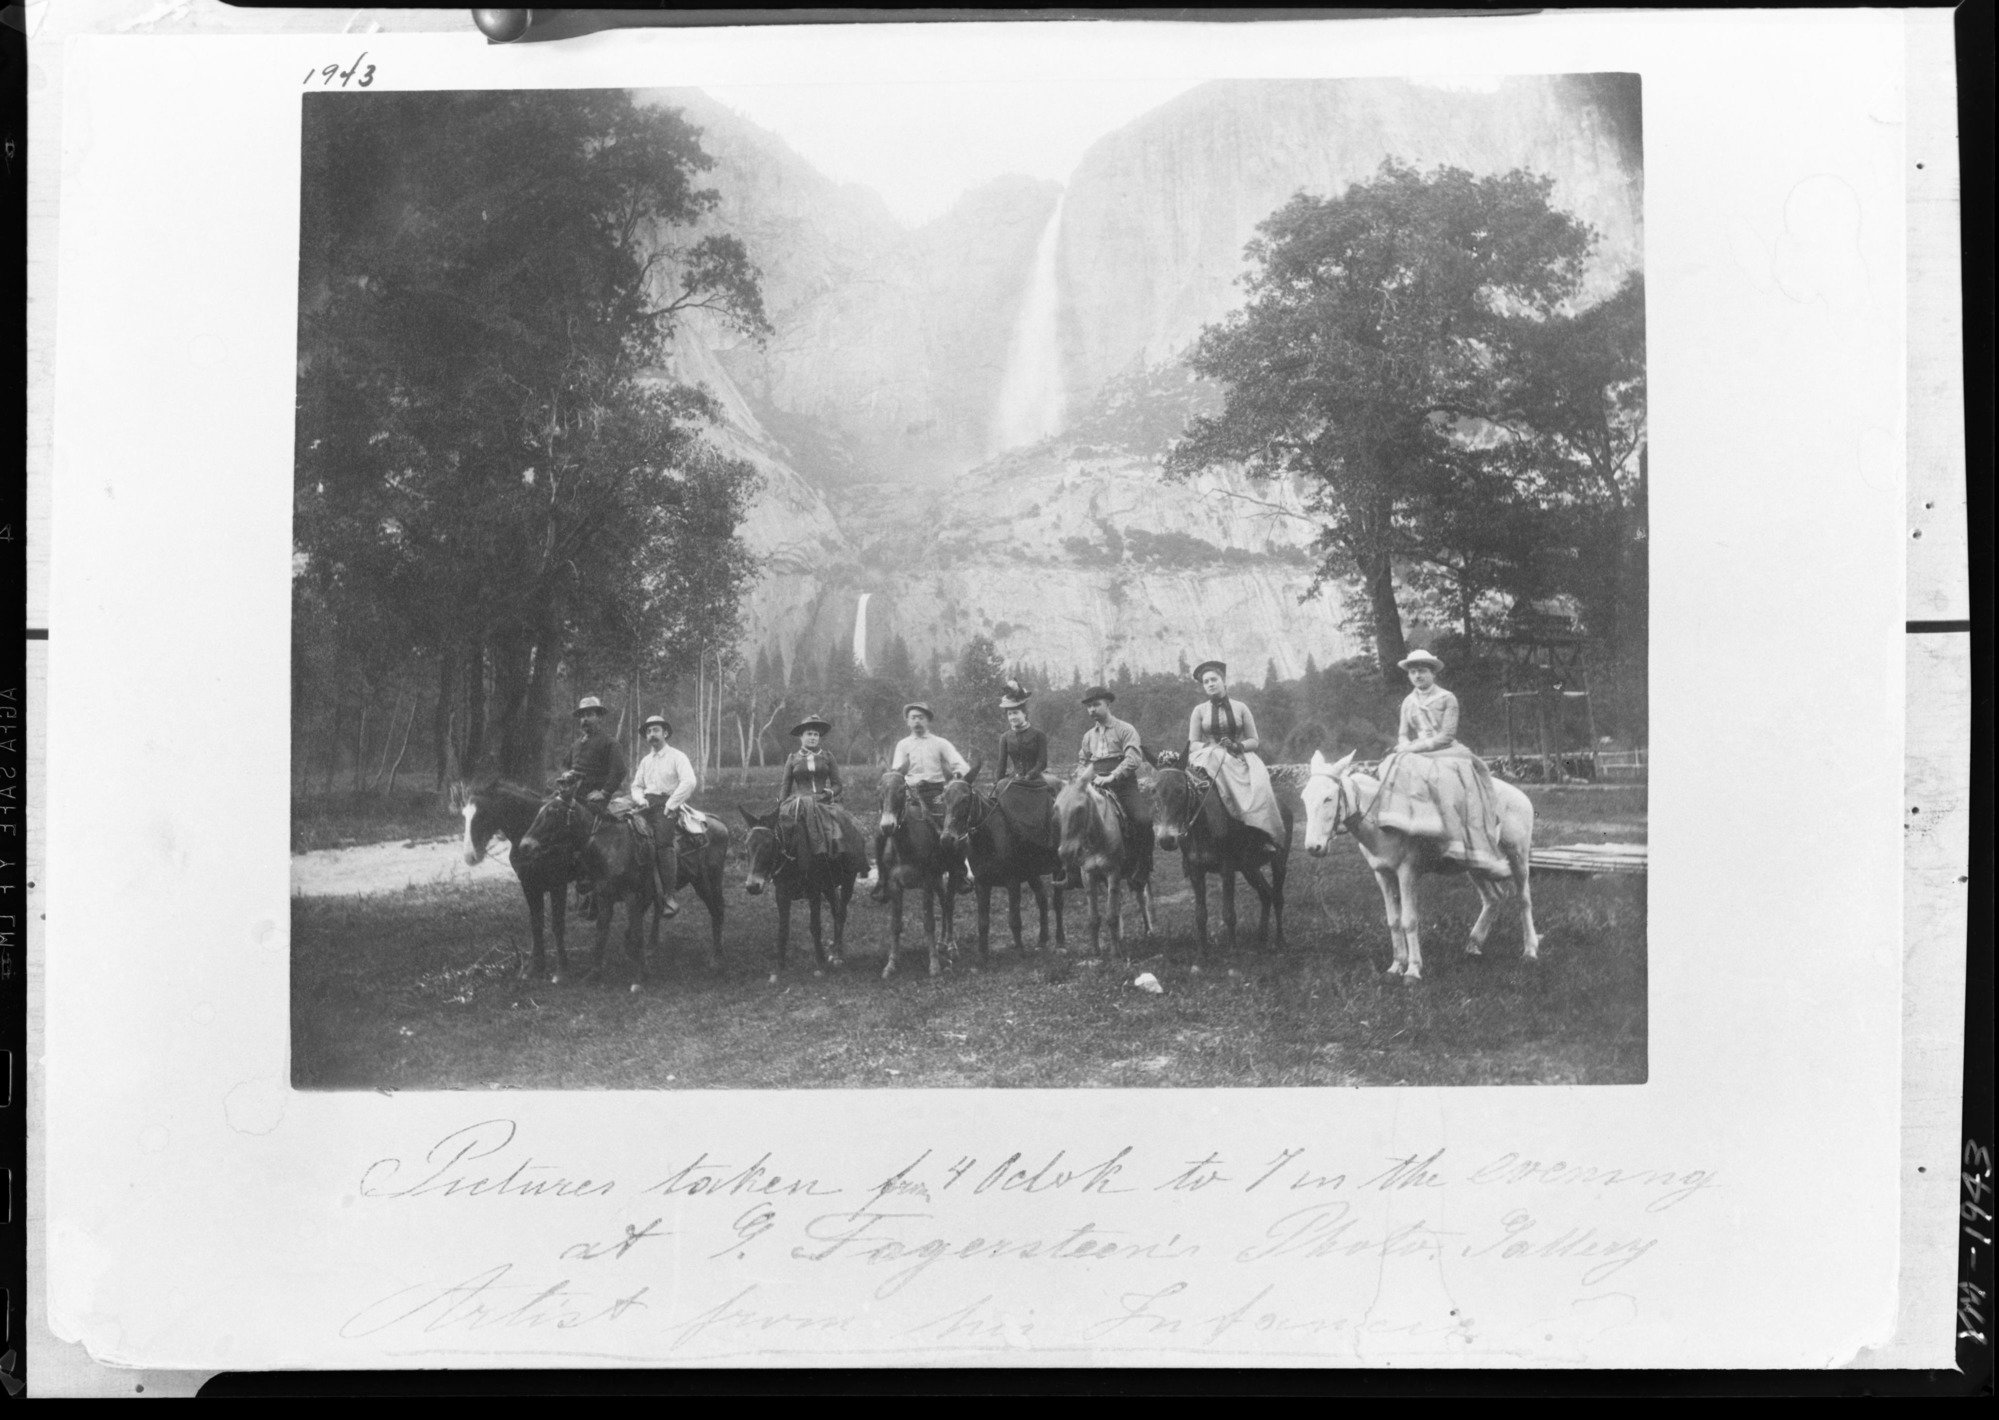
[292,835,516,897]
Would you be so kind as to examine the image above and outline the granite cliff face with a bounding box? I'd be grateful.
[641,76,1643,681]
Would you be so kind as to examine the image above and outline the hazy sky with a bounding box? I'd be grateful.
[699,79,1209,227]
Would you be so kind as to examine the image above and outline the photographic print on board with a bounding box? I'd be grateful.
[290,75,1647,1090]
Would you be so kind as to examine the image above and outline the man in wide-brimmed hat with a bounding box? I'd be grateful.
[628,713,696,917]
[1184,659,1285,848]
[561,696,629,808]
[1074,685,1153,878]
[873,701,972,901]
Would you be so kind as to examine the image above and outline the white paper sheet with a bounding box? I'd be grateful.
[34,10,1941,1374]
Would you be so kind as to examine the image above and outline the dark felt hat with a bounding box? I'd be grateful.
[1192,660,1228,683]
[1079,685,1116,706]
[641,714,672,736]
[789,714,833,737]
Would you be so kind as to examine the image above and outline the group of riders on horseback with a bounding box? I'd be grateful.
[481,644,1525,982]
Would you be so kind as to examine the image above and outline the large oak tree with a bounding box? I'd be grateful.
[296,90,769,780]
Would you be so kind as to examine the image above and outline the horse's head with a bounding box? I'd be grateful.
[878,771,908,833]
[1301,750,1358,856]
[938,777,984,850]
[1053,770,1098,866]
[1150,766,1201,853]
[460,782,495,866]
[738,806,779,896]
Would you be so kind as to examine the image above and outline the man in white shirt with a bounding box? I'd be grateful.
[630,714,698,918]
[872,702,970,902]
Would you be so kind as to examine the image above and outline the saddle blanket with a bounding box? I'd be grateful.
[996,778,1060,852]
[1367,746,1510,876]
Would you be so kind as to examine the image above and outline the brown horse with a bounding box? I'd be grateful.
[939,773,1066,962]
[1151,759,1291,957]
[519,788,731,988]
[875,770,960,979]
[460,780,573,982]
[1053,769,1156,960]
[740,801,869,972]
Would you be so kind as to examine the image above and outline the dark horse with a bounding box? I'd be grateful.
[461,780,574,982]
[519,787,731,987]
[938,773,1066,963]
[875,770,961,979]
[1151,759,1291,957]
[739,801,870,972]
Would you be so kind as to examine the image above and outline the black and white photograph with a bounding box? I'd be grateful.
[288,73,1649,1091]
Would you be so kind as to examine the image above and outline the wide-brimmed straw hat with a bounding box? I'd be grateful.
[789,714,833,737]
[1397,650,1445,673]
[998,679,1032,710]
[574,695,607,718]
[1192,660,1227,683]
[903,702,934,719]
[641,714,671,736]
[1079,685,1116,706]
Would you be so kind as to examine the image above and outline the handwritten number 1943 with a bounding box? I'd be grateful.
[304,54,376,89]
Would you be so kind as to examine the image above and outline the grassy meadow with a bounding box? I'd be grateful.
[291,783,1646,1090]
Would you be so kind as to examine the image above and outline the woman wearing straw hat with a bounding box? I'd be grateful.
[1185,660,1286,847]
[1371,649,1509,874]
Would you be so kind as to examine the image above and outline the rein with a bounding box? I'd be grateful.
[944,785,999,841]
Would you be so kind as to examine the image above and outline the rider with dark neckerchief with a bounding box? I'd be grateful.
[561,696,628,915]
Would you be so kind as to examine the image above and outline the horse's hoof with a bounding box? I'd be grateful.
[1384,963,1405,977]
[1189,964,1203,976]
[767,972,780,985]
[629,982,641,995]
[881,963,896,981]
[1464,943,1484,957]
[828,955,845,970]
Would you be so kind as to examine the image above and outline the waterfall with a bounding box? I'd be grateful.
[991,195,1067,453]
[852,591,871,671]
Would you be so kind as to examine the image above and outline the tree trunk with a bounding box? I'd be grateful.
[501,600,565,784]
[384,696,418,795]
[1360,546,1408,680]
[465,640,487,778]
[433,652,456,790]
[351,699,371,792]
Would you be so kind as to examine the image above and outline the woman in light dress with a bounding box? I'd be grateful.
[1185,660,1287,847]
[1371,649,1509,874]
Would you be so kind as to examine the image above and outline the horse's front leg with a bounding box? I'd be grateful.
[549,878,570,983]
[1025,877,1048,953]
[1465,875,1501,956]
[1220,869,1240,954]
[1504,842,1541,961]
[978,884,997,961]
[1372,865,1406,976]
[521,879,547,981]
[925,880,943,978]
[808,890,828,969]
[626,892,650,989]
[1107,873,1126,962]
[1004,882,1024,955]
[590,886,614,983]
[699,860,725,971]
[1189,870,1211,959]
[1241,862,1276,950]
[773,886,793,974]
[827,879,850,969]
[1396,858,1425,982]
[882,887,904,980]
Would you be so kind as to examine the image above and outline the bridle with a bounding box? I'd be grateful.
[941,782,998,844]
[1157,766,1217,843]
